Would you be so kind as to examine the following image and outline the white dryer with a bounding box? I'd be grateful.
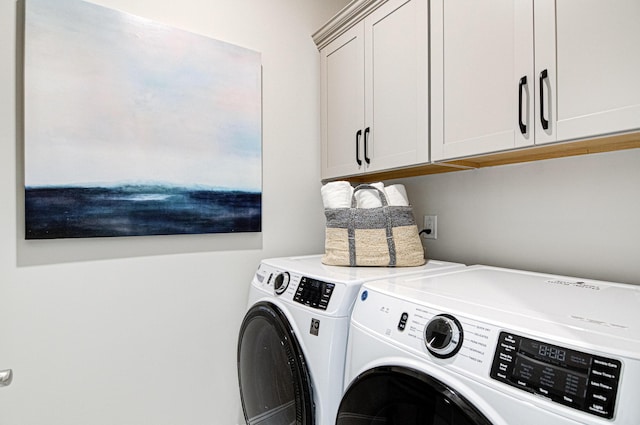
[338,265,640,425]
[236,254,465,425]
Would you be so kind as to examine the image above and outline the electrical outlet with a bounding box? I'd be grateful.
[422,215,437,240]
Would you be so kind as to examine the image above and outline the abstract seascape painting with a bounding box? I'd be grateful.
[24,0,262,239]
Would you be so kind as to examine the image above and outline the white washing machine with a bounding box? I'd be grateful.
[236,254,465,425]
[338,265,640,425]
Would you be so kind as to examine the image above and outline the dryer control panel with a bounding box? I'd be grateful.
[490,331,621,420]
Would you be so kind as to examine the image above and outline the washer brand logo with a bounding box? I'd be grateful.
[310,319,320,336]
[546,279,601,291]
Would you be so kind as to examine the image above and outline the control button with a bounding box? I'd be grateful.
[591,369,617,380]
[592,358,620,371]
[503,334,517,343]
[397,312,409,332]
[589,380,614,391]
[500,342,516,352]
[590,393,609,403]
[423,314,463,359]
[587,403,611,417]
[499,352,514,363]
[274,272,290,295]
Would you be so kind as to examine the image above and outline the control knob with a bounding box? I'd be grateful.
[424,314,463,358]
[273,272,290,295]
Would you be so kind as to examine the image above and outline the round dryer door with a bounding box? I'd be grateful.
[337,366,493,425]
[237,301,314,425]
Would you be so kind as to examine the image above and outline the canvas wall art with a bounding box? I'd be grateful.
[24,0,262,239]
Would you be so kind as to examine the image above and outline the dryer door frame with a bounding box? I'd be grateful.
[237,301,315,425]
[336,366,494,425]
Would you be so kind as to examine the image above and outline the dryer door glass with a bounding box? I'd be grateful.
[337,366,494,425]
[237,302,314,425]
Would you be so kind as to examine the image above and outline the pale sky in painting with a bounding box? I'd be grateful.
[25,0,262,191]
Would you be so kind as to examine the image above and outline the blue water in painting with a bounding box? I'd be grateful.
[25,185,262,239]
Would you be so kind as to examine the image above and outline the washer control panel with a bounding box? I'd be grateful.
[293,276,335,310]
[490,331,621,419]
[256,263,347,313]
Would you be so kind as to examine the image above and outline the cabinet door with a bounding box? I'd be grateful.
[431,0,534,161]
[538,0,640,143]
[363,0,428,172]
[320,24,365,180]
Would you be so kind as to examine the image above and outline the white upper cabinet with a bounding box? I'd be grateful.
[318,0,640,178]
[321,24,366,179]
[318,0,428,180]
[431,0,537,161]
[364,0,429,173]
[538,0,640,143]
[432,0,640,162]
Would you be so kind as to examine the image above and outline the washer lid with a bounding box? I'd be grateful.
[363,265,640,357]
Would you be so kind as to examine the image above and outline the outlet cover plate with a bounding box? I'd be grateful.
[422,215,437,240]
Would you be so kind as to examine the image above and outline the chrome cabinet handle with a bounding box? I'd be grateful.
[0,369,13,387]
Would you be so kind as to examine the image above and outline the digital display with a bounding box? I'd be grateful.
[538,344,566,362]
[518,338,590,371]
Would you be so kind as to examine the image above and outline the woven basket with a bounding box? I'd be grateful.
[322,184,425,267]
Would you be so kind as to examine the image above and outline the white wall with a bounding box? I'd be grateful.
[400,148,640,285]
[0,0,349,424]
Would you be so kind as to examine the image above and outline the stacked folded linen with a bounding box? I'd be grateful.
[384,184,409,207]
[321,181,353,208]
[354,182,385,208]
[321,182,410,208]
